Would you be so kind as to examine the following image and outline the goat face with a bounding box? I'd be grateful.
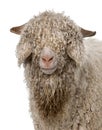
[10,12,96,75]
[31,29,68,75]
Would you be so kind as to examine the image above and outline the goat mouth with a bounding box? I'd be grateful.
[41,66,57,74]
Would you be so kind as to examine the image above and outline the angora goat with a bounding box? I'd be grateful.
[10,11,102,130]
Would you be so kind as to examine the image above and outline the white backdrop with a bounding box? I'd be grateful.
[0,0,102,130]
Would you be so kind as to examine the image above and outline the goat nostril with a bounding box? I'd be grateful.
[42,56,54,63]
[48,57,53,62]
[42,58,47,62]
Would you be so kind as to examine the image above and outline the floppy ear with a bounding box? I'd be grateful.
[10,24,32,65]
[67,27,96,64]
[10,24,26,35]
[81,27,96,38]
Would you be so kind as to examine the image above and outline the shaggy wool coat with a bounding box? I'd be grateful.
[12,11,102,130]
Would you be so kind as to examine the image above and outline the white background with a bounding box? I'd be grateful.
[0,0,102,130]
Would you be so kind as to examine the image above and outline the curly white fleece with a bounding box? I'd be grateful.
[16,11,102,130]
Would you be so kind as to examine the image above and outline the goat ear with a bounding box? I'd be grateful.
[10,24,26,35]
[81,28,96,38]
[10,23,32,65]
[67,28,96,64]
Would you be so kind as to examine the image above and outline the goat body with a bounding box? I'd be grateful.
[10,11,102,130]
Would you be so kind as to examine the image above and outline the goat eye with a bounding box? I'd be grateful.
[67,41,72,45]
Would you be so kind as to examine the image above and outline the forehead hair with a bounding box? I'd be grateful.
[19,11,82,52]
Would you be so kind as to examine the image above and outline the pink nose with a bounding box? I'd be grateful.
[41,56,54,67]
